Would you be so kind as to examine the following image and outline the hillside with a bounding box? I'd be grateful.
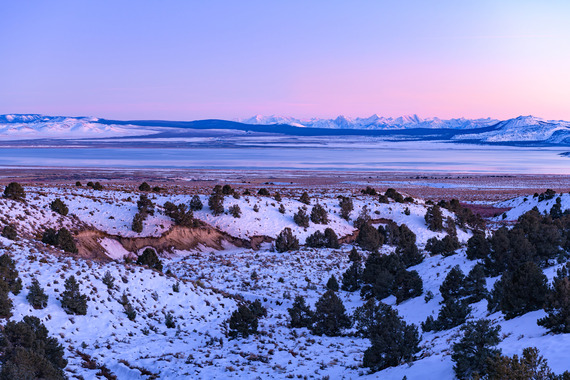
[0,183,568,378]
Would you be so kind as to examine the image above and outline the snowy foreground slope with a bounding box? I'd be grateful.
[0,184,569,379]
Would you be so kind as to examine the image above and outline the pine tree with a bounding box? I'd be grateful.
[348,247,361,263]
[538,262,570,333]
[486,347,560,380]
[439,265,466,303]
[299,191,311,205]
[189,195,203,211]
[288,295,314,328]
[310,204,329,224]
[208,191,224,216]
[305,230,326,248]
[0,316,67,379]
[466,231,490,260]
[0,281,13,318]
[229,304,258,338]
[311,290,351,336]
[56,228,77,253]
[275,228,299,253]
[362,301,420,372]
[397,242,423,268]
[323,228,340,248]
[425,205,443,231]
[26,278,48,310]
[132,212,144,233]
[3,182,25,201]
[354,206,371,230]
[490,262,548,319]
[341,261,362,292]
[60,276,87,315]
[293,207,310,227]
[136,248,163,271]
[136,194,155,215]
[356,223,381,251]
[394,270,423,304]
[550,197,564,219]
[339,196,354,221]
[451,319,502,379]
[49,198,69,216]
[0,254,22,295]
[431,298,471,331]
[464,264,487,304]
[326,275,339,291]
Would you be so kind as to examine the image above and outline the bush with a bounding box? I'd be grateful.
[275,228,299,253]
[41,228,58,246]
[228,204,241,218]
[189,195,203,211]
[1,225,17,241]
[274,192,282,202]
[362,301,420,372]
[138,181,151,191]
[299,191,311,205]
[137,194,155,216]
[293,207,310,227]
[3,182,25,201]
[385,188,404,203]
[26,278,48,310]
[0,316,67,379]
[164,202,194,226]
[326,275,339,291]
[229,304,258,338]
[310,204,329,225]
[102,271,114,290]
[288,295,314,328]
[451,319,501,379]
[310,290,351,336]
[488,261,548,319]
[278,204,286,214]
[92,181,103,190]
[49,198,68,216]
[339,196,353,220]
[257,188,270,196]
[165,312,175,328]
[362,186,377,196]
[75,181,81,186]
[60,276,87,315]
[136,248,163,271]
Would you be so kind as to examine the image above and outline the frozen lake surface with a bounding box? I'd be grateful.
[0,141,568,174]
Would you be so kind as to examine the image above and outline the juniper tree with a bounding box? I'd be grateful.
[293,207,310,227]
[189,195,203,211]
[0,316,67,379]
[385,188,404,203]
[466,231,490,260]
[41,228,58,246]
[0,254,22,295]
[299,191,311,205]
[275,228,299,253]
[0,281,13,319]
[341,261,362,292]
[486,347,562,380]
[26,278,48,310]
[3,182,25,201]
[439,265,466,303]
[451,319,502,380]
[60,276,87,315]
[274,192,282,202]
[132,212,144,233]
[339,196,354,220]
[348,247,361,263]
[56,228,77,253]
[138,181,151,191]
[229,304,258,338]
[425,205,443,231]
[221,184,233,195]
[228,204,241,218]
[326,275,339,291]
[354,206,371,230]
[362,302,420,372]
[136,248,163,271]
[137,194,155,216]
[306,230,326,248]
[102,271,114,290]
[393,270,423,304]
[49,198,68,216]
[288,295,314,328]
[323,228,340,248]
[356,223,382,251]
[538,262,570,333]
[464,264,487,304]
[310,290,351,336]
[208,191,225,216]
[310,203,329,224]
[257,188,270,196]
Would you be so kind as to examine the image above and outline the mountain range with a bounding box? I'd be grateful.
[1,114,570,146]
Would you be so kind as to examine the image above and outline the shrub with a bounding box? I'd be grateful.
[75,181,81,186]
[165,312,175,328]
[132,212,144,233]
[248,299,267,319]
[136,248,163,271]
[257,188,270,196]
[164,202,194,226]
[299,191,311,205]
[3,182,25,201]
[189,195,203,211]
[60,276,87,315]
[56,228,77,253]
[275,228,299,253]
[229,304,258,338]
[451,319,501,379]
[0,254,22,295]
[228,204,241,218]
[362,301,420,372]
[362,186,377,196]
[138,182,151,191]
[278,204,286,214]
[208,191,224,216]
[102,271,114,290]
[326,275,339,291]
[293,207,310,227]
[49,198,69,216]
[385,188,404,203]
[26,278,48,310]
[310,290,351,336]
[310,204,329,225]
[0,316,67,379]
[41,228,58,246]
[1,225,17,241]
[136,194,154,216]
[353,206,371,230]
[92,181,103,190]
[288,295,314,328]
[339,196,353,220]
[274,192,282,202]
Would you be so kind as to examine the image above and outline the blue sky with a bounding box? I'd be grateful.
[1,1,569,120]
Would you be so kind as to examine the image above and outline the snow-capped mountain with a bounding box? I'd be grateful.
[0,114,156,140]
[239,114,500,130]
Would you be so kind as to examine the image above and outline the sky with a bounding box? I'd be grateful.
[1,1,570,121]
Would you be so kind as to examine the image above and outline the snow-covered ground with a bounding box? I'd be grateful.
[0,184,569,379]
